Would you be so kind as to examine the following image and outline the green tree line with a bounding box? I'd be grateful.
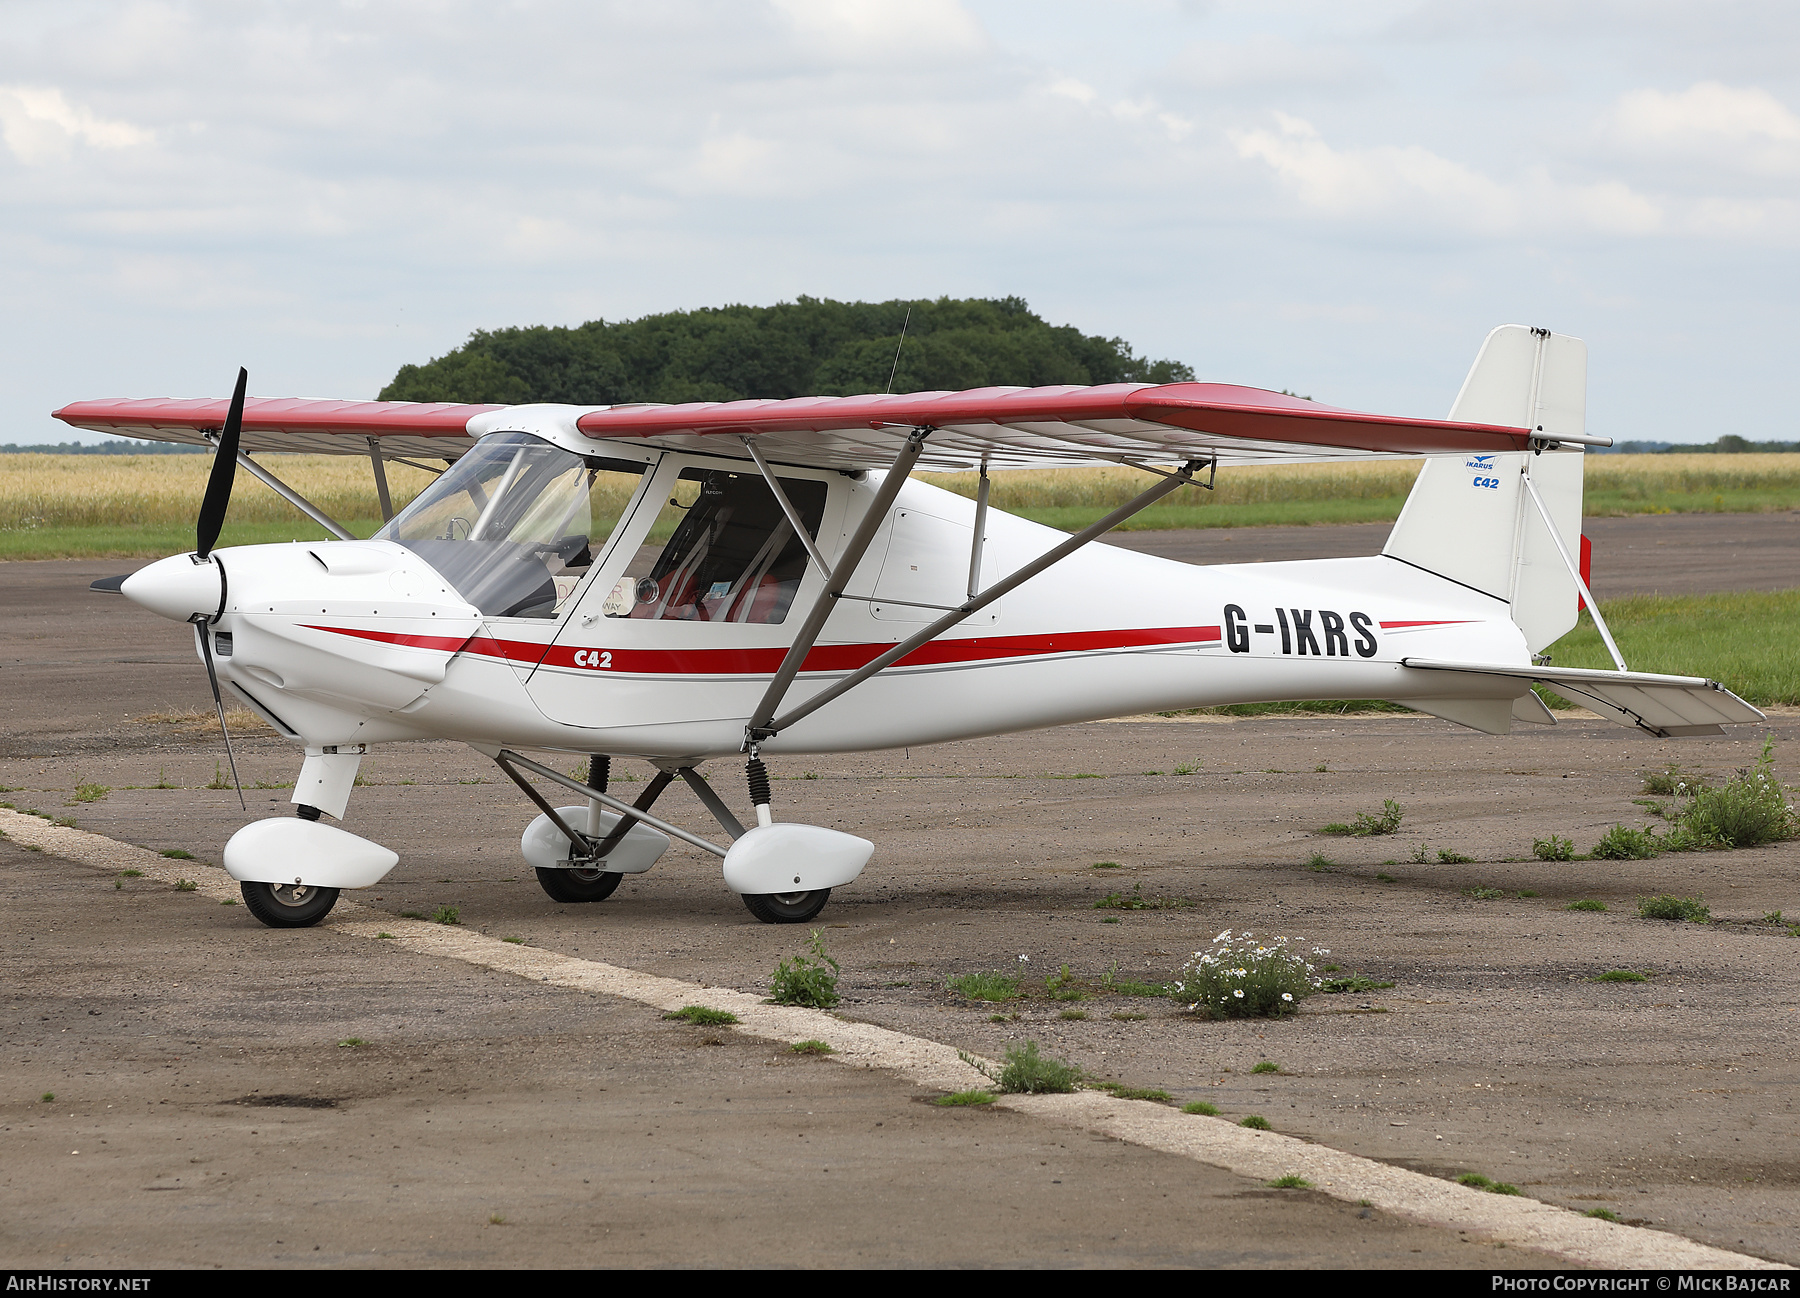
[378,295,1194,406]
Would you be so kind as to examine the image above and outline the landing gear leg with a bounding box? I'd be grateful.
[736,749,832,924]
[534,755,625,903]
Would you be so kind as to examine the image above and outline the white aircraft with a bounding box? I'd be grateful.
[57,325,1761,929]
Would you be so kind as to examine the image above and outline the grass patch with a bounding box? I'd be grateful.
[432,905,460,925]
[1239,1115,1272,1130]
[1456,1173,1522,1196]
[1181,1100,1220,1116]
[1463,886,1505,900]
[1058,1009,1088,1021]
[1543,591,1800,707]
[399,910,425,919]
[1091,861,1121,869]
[1642,764,1709,797]
[337,1038,367,1048]
[173,879,198,892]
[1093,883,1189,910]
[1267,1174,1312,1189]
[1592,823,1661,860]
[769,930,840,1009]
[789,1040,834,1055]
[1250,1061,1281,1075]
[1100,963,1172,997]
[159,848,195,860]
[1375,872,1397,882]
[501,936,524,944]
[965,1042,1083,1095]
[664,1005,739,1026]
[1306,853,1333,871]
[1044,964,1088,1001]
[1319,799,1403,837]
[949,970,1021,1002]
[933,1090,996,1106]
[1565,899,1608,912]
[1594,969,1649,982]
[118,868,144,878]
[1095,1083,1171,1101]
[1638,894,1711,923]
[69,782,109,804]
[1585,1208,1621,1221]
[1320,974,1394,993]
[1435,848,1473,864]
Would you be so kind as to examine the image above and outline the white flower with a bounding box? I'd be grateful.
[1018,954,1030,963]
[1211,929,1231,943]
[1281,993,1293,1002]
[1233,989,1245,998]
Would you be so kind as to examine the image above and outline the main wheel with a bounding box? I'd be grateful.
[535,866,624,903]
[741,888,831,924]
[240,881,340,928]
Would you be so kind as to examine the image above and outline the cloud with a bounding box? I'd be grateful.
[0,86,151,164]
[770,0,987,60]
[1607,81,1800,176]
[1233,112,1662,237]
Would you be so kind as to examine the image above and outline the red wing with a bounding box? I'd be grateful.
[51,397,501,460]
[571,382,1533,470]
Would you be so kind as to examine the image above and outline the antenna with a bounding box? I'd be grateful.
[885,304,913,394]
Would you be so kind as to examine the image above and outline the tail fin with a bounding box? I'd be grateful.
[1382,325,1587,654]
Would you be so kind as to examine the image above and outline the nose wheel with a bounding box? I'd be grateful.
[534,866,624,903]
[240,881,340,928]
[741,889,831,924]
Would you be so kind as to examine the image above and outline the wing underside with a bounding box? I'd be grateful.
[54,382,1543,471]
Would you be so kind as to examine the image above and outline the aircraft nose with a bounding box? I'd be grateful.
[121,553,224,623]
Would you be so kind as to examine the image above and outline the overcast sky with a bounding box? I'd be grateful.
[5,0,1797,444]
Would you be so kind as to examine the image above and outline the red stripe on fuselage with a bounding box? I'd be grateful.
[305,623,1222,675]
[1377,620,1474,630]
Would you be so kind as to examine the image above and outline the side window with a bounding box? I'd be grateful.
[603,467,826,624]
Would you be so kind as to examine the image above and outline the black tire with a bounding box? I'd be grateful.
[741,888,831,924]
[240,881,340,928]
[535,866,624,903]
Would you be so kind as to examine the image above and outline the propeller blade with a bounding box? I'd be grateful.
[194,619,246,812]
[195,367,247,559]
[88,574,130,593]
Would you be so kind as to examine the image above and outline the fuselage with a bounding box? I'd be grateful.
[126,435,1532,763]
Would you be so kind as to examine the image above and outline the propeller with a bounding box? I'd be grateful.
[192,367,249,810]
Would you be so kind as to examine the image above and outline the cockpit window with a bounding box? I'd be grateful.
[375,433,650,618]
[603,467,826,624]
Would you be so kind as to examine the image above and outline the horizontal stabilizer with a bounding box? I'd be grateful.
[1402,658,1765,738]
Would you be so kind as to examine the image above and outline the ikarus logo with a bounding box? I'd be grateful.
[1465,453,1502,490]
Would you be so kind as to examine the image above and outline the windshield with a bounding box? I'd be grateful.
[375,433,650,618]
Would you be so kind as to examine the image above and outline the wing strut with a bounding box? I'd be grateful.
[1520,467,1626,672]
[207,433,357,541]
[748,455,1210,745]
[744,426,934,745]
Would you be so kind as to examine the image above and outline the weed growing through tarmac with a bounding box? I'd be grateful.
[152,767,177,789]
[1586,1208,1621,1222]
[1533,835,1575,862]
[1638,894,1710,923]
[1171,930,1324,1019]
[1094,883,1189,910]
[159,849,194,860]
[1240,1115,1272,1130]
[1320,799,1404,837]
[1463,886,1505,900]
[949,970,1021,1002]
[40,1093,54,1103]
[1594,970,1649,983]
[1764,910,1785,925]
[488,1214,506,1226]
[1593,824,1660,860]
[432,906,460,925]
[1456,1173,1522,1196]
[1044,964,1087,1001]
[205,762,231,790]
[788,1040,834,1056]
[337,1038,367,1048]
[375,931,394,938]
[1100,962,1170,997]
[1268,1174,1311,1189]
[769,930,840,1009]
[1409,843,1430,864]
[173,879,197,892]
[219,898,236,905]
[965,1042,1083,1094]
[1091,861,1121,869]
[1307,853,1333,871]
[69,782,108,804]
[933,1090,996,1107]
[1436,848,1473,864]
[665,1006,739,1026]
[1250,1061,1280,1075]
[1375,872,1397,883]
[501,936,523,944]
[1182,1100,1220,1116]
[1058,1009,1088,1021]
[1675,737,1799,848]
[1566,899,1608,912]
[1643,765,1708,797]
[119,868,143,879]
